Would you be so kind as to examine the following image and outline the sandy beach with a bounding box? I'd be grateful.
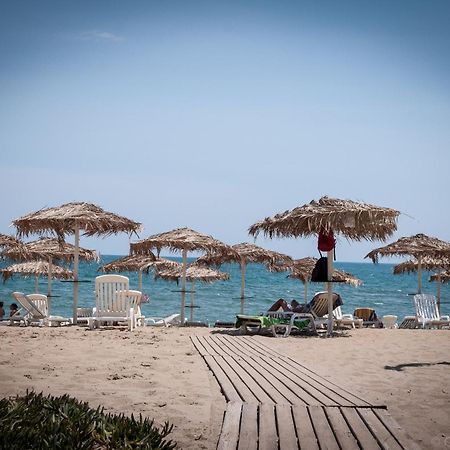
[0,325,449,449]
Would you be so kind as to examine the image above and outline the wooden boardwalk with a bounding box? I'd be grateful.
[191,334,420,450]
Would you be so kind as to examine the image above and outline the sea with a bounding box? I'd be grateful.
[1,256,449,325]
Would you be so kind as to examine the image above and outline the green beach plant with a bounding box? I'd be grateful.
[0,391,176,450]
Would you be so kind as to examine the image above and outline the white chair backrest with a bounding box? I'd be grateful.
[333,305,343,319]
[414,294,439,320]
[12,292,46,319]
[28,294,49,316]
[115,290,142,316]
[95,275,129,315]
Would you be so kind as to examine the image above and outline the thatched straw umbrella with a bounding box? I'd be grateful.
[249,196,399,335]
[196,242,292,314]
[287,257,362,304]
[98,254,179,291]
[12,202,141,323]
[2,237,98,297]
[366,234,450,295]
[393,256,450,313]
[1,261,73,306]
[155,263,230,321]
[130,227,234,324]
[0,234,21,249]
[430,271,450,284]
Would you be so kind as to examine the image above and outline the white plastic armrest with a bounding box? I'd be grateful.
[440,315,450,321]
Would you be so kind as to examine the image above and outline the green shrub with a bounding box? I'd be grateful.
[0,391,177,449]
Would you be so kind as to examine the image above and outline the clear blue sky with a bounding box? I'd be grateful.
[1,0,449,261]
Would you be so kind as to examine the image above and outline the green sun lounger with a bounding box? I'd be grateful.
[235,312,314,337]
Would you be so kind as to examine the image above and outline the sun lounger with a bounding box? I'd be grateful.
[333,306,363,329]
[10,292,71,327]
[413,294,450,329]
[145,313,181,327]
[236,313,314,337]
[353,307,381,327]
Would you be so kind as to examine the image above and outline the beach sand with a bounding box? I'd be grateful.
[0,325,449,449]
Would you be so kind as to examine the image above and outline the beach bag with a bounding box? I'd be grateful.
[311,257,328,282]
[318,228,336,252]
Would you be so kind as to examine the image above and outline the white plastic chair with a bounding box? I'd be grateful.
[88,275,136,331]
[413,294,450,329]
[10,292,71,326]
[333,306,363,329]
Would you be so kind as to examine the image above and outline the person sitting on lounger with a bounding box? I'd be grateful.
[268,298,306,313]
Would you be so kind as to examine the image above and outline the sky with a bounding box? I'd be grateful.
[1,0,449,261]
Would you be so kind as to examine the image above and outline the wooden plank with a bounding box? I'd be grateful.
[340,407,381,450]
[216,335,340,406]
[325,407,359,450]
[292,405,319,450]
[308,406,340,450]
[373,409,422,450]
[214,355,260,404]
[276,404,298,449]
[358,408,403,450]
[190,335,209,356]
[259,403,278,450]
[203,355,242,403]
[198,335,226,357]
[217,402,242,450]
[238,403,258,450]
[253,356,344,406]
[221,354,273,404]
[238,336,372,406]
[225,353,290,405]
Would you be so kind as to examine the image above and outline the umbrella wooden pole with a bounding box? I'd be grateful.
[180,248,187,325]
[138,270,142,291]
[34,275,39,293]
[47,256,53,314]
[47,256,53,298]
[417,255,422,294]
[437,273,442,315]
[190,280,195,322]
[72,224,80,325]
[240,258,246,314]
[304,282,308,305]
[327,250,334,336]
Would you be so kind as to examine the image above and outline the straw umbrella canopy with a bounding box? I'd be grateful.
[287,257,362,304]
[0,234,21,249]
[1,261,73,295]
[196,242,292,314]
[155,263,230,321]
[366,234,450,294]
[393,256,450,313]
[12,202,141,323]
[2,237,98,297]
[249,196,399,335]
[98,254,179,291]
[430,271,450,283]
[130,227,235,323]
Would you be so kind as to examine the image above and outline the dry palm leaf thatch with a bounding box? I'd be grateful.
[12,202,142,239]
[155,264,230,283]
[366,234,450,263]
[393,256,450,275]
[430,271,450,284]
[0,234,21,248]
[249,196,400,241]
[130,227,233,255]
[287,257,362,286]
[2,237,98,263]
[196,242,292,269]
[99,254,157,273]
[1,261,73,283]
[98,254,179,274]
